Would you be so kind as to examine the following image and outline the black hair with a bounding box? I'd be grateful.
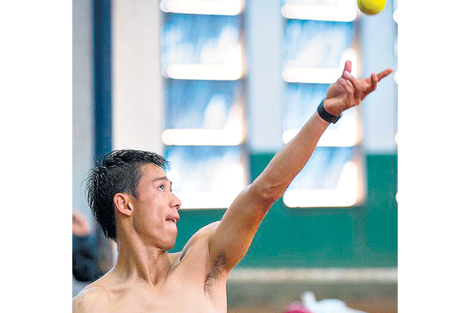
[86,149,169,241]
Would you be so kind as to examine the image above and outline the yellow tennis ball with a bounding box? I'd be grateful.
[357,0,386,15]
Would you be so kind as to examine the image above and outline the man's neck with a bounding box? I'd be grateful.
[112,235,173,286]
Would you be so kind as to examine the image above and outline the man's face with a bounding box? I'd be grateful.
[130,163,182,250]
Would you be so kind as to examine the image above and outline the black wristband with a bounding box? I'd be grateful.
[317,100,341,124]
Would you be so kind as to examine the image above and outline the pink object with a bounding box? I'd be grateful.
[283,302,312,313]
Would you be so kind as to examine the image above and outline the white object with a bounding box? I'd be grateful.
[301,291,367,313]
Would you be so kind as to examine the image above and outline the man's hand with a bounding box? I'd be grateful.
[324,60,393,116]
[73,211,91,237]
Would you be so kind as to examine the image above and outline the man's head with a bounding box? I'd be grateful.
[86,149,180,244]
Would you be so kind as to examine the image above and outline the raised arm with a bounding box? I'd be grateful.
[208,61,393,273]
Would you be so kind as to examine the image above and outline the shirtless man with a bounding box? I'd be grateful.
[72,61,393,313]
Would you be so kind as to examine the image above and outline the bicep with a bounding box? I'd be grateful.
[208,184,274,272]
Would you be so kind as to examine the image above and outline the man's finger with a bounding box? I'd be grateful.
[370,73,378,91]
[339,77,354,94]
[377,68,393,81]
[344,71,362,91]
[342,60,352,77]
[344,71,363,103]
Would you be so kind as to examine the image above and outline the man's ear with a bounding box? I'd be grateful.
[113,193,133,217]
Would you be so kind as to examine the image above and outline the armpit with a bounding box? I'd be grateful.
[204,252,227,292]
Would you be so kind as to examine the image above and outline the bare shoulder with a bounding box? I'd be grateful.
[194,221,220,239]
[183,221,220,247]
[72,286,111,313]
[173,221,220,264]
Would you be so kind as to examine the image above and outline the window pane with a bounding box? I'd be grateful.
[282,15,362,207]
[160,13,243,80]
[289,147,353,190]
[165,80,243,130]
[165,146,247,209]
[160,11,247,209]
[283,20,354,69]
[284,147,364,208]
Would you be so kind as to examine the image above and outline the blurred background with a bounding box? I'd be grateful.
[73,0,398,312]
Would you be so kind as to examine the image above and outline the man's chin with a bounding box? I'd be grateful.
[162,237,177,252]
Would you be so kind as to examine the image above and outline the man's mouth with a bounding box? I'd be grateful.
[166,217,179,224]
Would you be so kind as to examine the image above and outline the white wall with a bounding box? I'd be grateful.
[246,0,284,153]
[112,0,164,155]
[359,3,398,154]
[73,0,95,226]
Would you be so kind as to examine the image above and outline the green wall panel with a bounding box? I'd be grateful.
[171,154,397,268]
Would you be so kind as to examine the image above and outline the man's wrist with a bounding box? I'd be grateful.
[317,99,342,124]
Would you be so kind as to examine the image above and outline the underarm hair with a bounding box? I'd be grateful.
[204,252,227,292]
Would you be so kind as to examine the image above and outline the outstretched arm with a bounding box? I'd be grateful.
[207,61,393,273]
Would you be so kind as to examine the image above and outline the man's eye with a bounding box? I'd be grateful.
[158,185,165,191]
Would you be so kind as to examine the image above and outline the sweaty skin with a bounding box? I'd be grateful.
[72,61,393,313]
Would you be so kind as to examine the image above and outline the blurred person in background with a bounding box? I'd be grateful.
[72,210,102,283]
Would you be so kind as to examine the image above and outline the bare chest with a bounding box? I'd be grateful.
[107,279,227,313]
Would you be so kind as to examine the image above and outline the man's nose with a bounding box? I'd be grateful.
[172,193,182,211]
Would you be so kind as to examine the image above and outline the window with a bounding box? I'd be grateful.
[159,1,247,209]
[281,0,365,207]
